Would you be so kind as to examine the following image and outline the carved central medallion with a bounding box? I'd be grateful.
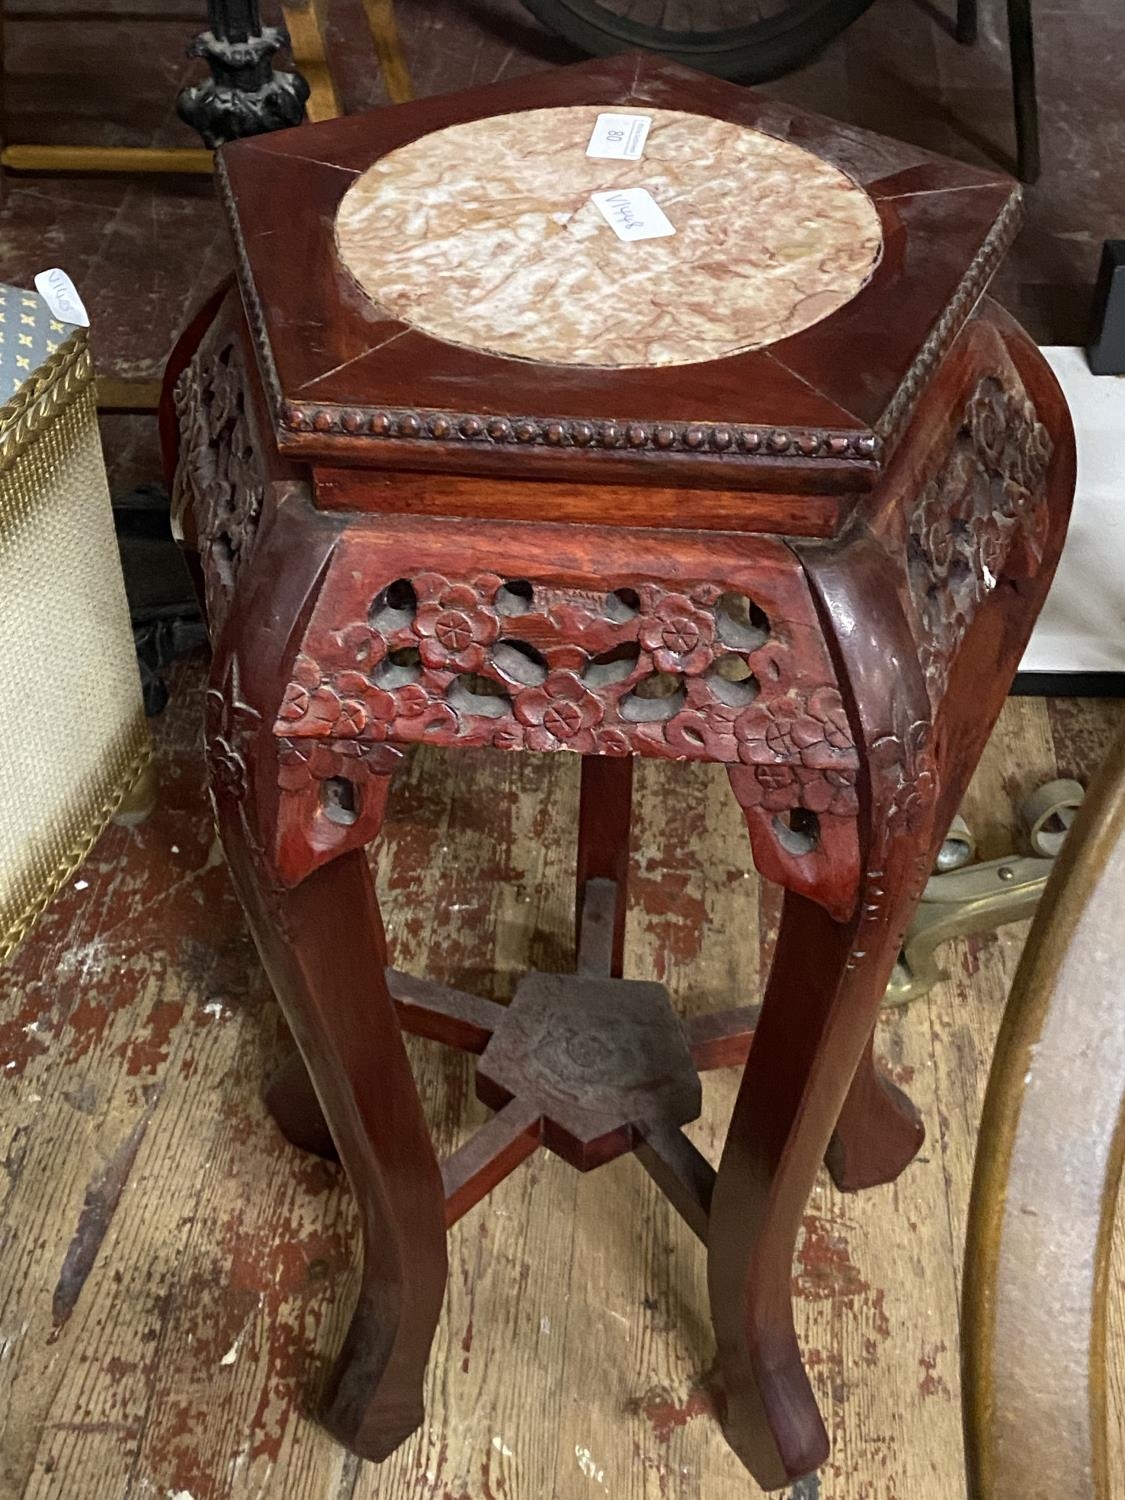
[334,105,883,369]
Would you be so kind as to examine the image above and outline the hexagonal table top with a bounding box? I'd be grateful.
[334,106,884,369]
[217,52,1020,494]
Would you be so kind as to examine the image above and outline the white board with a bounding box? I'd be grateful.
[1022,348,1125,674]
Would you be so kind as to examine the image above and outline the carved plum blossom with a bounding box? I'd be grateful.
[492,723,526,751]
[595,726,632,757]
[319,623,387,674]
[663,709,736,760]
[275,569,860,828]
[174,343,264,630]
[276,737,401,792]
[968,383,1052,492]
[796,765,859,817]
[871,715,936,836]
[209,735,249,802]
[734,688,856,770]
[275,656,399,739]
[413,582,499,672]
[515,671,603,752]
[909,374,1053,704]
[731,687,859,816]
[332,672,396,739]
[737,761,800,814]
[638,594,715,675]
[204,658,261,821]
[276,655,335,734]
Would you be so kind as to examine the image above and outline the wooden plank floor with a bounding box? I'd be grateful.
[0,659,1121,1500]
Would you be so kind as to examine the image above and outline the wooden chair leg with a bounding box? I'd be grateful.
[216,810,448,1461]
[576,755,633,978]
[1007,0,1041,183]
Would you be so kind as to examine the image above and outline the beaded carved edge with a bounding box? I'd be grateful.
[218,156,1021,469]
[876,188,1024,442]
[0,329,94,476]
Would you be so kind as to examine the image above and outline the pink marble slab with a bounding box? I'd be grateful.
[333,105,884,370]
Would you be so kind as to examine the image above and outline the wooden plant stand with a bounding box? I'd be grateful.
[164,54,1074,1490]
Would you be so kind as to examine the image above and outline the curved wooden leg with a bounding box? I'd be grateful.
[707,865,924,1486]
[708,537,938,1489]
[266,1048,338,1161]
[218,811,448,1460]
[825,1037,925,1192]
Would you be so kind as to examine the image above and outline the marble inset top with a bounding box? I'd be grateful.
[334,105,884,369]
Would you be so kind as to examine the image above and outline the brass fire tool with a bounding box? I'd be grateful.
[884,779,1085,1007]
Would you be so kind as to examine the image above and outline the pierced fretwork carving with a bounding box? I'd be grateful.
[907,374,1052,704]
[274,572,860,820]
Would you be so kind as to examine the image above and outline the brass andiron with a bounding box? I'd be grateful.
[884,779,1084,1007]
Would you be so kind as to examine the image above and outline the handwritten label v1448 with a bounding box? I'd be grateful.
[591,188,676,243]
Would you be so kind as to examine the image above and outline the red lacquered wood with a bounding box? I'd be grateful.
[441,1099,543,1228]
[215,826,448,1461]
[685,1006,759,1072]
[216,52,1018,498]
[313,469,848,538]
[577,756,633,978]
[190,468,450,1461]
[387,969,506,1053]
[168,54,1075,1489]
[827,301,1075,1193]
[708,536,940,1487]
[824,1041,924,1192]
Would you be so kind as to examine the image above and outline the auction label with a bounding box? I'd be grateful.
[585,112,652,161]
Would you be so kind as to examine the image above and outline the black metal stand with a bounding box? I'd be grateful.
[177,0,310,149]
[1087,241,1125,377]
[1006,0,1039,184]
[954,0,1040,184]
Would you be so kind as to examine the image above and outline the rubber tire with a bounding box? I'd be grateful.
[520,0,877,81]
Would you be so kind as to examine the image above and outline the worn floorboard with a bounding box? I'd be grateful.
[1,660,1121,1498]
